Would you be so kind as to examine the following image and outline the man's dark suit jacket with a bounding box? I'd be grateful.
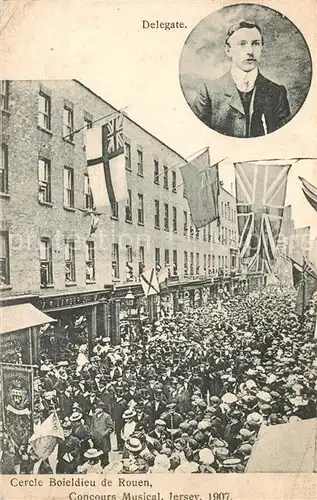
[192,71,291,138]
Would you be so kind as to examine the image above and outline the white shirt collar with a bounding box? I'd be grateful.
[231,66,258,93]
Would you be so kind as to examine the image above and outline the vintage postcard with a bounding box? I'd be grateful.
[0,0,316,499]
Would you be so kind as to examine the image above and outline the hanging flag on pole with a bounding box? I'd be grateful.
[180,149,220,229]
[140,268,160,297]
[295,257,317,316]
[234,160,292,273]
[86,112,127,208]
[299,176,317,212]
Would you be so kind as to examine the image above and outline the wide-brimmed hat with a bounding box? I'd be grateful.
[222,458,241,468]
[122,409,136,420]
[84,448,103,459]
[69,411,83,422]
[221,392,238,404]
[125,437,142,452]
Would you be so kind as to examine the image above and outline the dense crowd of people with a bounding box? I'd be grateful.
[1,283,316,474]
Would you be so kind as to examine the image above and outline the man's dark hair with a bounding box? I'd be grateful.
[225,20,264,46]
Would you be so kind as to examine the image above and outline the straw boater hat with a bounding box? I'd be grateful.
[84,448,103,459]
[122,409,136,420]
[69,411,83,422]
[125,437,143,452]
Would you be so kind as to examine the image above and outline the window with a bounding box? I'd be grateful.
[172,250,178,275]
[63,106,74,140]
[184,251,188,277]
[203,227,206,241]
[1,81,9,111]
[155,248,160,269]
[38,158,51,204]
[84,174,93,209]
[125,143,131,170]
[137,193,144,224]
[0,144,8,194]
[208,254,211,273]
[172,206,177,233]
[190,252,194,275]
[212,255,215,272]
[164,203,169,231]
[40,238,53,287]
[183,211,188,237]
[137,149,143,176]
[112,243,120,279]
[164,249,170,268]
[222,256,225,269]
[163,165,168,189]
[218,256,221,269]
[208,224,211,243]
[125,189,132,222]
[63,167,74,208]
[154,159,159,184]
[225,203,228,219]
[196,228,199,240]
[86,241,95,282]
[172,171,177,193]
[190,218,194,239]
[126,245,133,281]
[0,231,10,285]
[203,254,207,274]
[196,253,200,274]
[65,240,76,282]
[225,227,228,245]
[154,199,160,228]
[221,202,224,217]
[183,185,187,198]
[111,202,119,219]
[225,256,228,271]
[38,92,51,130]
[138,246,145,276]
[83,117,92,147]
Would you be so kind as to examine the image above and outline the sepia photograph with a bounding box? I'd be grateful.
[179,3,312,138]
[0,0,317,499]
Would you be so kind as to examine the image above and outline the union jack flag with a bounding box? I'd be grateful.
[234,160,292,273]
[105,112,124,156]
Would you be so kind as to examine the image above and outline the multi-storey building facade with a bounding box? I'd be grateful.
[0,79,249,359]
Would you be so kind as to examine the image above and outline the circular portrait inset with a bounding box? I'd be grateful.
[179,4,312,139]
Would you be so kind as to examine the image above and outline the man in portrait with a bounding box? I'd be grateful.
[192,20,291,138]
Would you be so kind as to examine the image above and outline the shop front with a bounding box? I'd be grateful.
[36,288,112,357]
[0,302,55,365]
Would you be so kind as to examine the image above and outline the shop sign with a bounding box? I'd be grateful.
[40,292,108,310]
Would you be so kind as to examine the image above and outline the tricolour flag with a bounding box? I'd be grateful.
[299,176,317,212]
[295,257,317,316]
[234,160,291,273]
[86,112,127,208]
[180,149,219,229]
[140,268,160,297]
[29,411,64,460]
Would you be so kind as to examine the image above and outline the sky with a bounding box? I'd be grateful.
[2,0,317,236]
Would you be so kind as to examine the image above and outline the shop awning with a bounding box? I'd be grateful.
[246,418,317,473]
[0,303,56,335]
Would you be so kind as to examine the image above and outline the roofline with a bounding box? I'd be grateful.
[220,185,236,199]
[73,79,187,163]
